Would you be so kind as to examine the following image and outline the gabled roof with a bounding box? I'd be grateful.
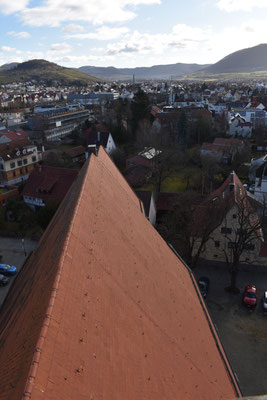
[0,147,240,400]
[0,138,33,161]
[22,165,79,203]
[65,145,86,158]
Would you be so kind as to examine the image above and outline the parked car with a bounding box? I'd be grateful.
[198,277,210,299]
[262,291,267,313]
[242,285,257,309]
[0,264,17,276]
[0,274,9,286]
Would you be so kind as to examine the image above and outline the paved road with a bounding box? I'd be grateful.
[194,260,267,397]
[0,237,38,308]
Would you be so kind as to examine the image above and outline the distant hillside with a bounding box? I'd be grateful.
[0,59,99,85]
[202,44,267,74]
[78,63,210,81]
[0,62,18,71]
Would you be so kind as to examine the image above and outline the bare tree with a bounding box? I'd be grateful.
[222,195,264,293]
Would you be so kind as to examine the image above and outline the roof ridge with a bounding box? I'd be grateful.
[22,157,92,400]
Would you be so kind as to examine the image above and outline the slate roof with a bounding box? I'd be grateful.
[22,165,79,203]
[0,147,240,400]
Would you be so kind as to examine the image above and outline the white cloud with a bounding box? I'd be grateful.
[7,31,31,39]
[67,26,129,40]
[54,55,103,64]
[62,24,85,33]
[48,42,72,54]
[105,25,210,57]
[0,0,29,14]
[1,46,16,52]
[217,0,267,12]
[20,0,160,27]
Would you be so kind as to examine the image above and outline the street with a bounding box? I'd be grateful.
[194,260,267,396]
[0,237,38,308]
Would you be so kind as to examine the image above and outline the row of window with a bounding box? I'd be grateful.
[214,240,255,251]
[221,227,248,235]
[12,167,28,177]
[10,156,36,169]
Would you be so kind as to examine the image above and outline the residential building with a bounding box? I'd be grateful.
[64,145,86,164]
[228,107,266,128]
[0,147,240,400]
[192,171,263,264]
[0,135,40,185]
[228,114,253,138]
[67,91,119,105]
[86,129,116,155]
[248,154,267,203]
[0,184,19,206]
[126,147,160,169]
[135,190,156,225]
[200,137,245,164]
[22,165,79,211]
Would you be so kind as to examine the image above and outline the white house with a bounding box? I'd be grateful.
[228,114,253,138]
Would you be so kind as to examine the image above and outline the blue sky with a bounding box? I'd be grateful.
[0,0,267,68]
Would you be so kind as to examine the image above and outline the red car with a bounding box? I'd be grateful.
[243,285,257,309]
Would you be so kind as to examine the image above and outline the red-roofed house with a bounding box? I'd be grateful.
[0,147,240,400]
[22,165,79,210]
[201,137,246,164]
[0,136,40,185]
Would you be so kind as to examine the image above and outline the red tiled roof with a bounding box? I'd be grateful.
[0,138,34,161]
[22,166,79,203]
[0,147,240,400]
[65,145,86,158]
[1,130,29,141]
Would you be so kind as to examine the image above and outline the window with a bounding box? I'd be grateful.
[20,168,23,175]
[32,155,36,162]
[214,241,220,248]
[10,162,15,168]
[25,166,28,173]
[13,171,16,177]
[17,160,22,166]
[232,214,236,219]
[228,242,236,249]
[221,227,232,234]
[244,243,255,251]
[23,159,28,165]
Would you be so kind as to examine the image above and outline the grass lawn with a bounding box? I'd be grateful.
[136,168,199,194]
[161,174,187,192]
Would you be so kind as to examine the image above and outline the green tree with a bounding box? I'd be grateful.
[37,200,59,230]
[131,89,151,137]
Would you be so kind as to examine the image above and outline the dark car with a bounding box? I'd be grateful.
[0,274,9,286]
[198,276,210,298]
[243,285,257,309]
[0,264,17,276]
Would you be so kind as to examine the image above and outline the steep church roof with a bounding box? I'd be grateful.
[0,147,240,400]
